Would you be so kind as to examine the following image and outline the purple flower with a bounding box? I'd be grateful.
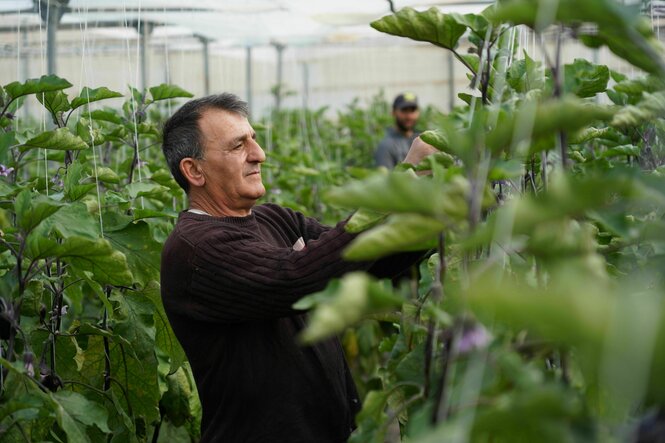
[50,175,64,187]
[23,352,35,378]
[52,305,68,317]
[0,164,14,177]
[457,323,491,354]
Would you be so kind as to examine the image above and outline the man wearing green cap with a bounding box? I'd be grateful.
[374,92,421,168]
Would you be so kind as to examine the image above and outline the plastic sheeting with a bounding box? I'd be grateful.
[0,0,493,46]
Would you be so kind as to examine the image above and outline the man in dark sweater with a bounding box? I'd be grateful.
[160,94,436,442]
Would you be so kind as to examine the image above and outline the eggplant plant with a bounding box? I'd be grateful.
[299,1,665,442]
[0,78,200,442]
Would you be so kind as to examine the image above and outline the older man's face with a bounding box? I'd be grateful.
[197,109,266,210]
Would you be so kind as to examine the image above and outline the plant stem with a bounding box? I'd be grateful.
[450,49,477,77]
[424,234,447,399]
[560,349,571,385]
[127,141,139,184]
[423,319,435,399]
[151,415,163,443]
[481,41,492,105]
[103,287,112,391]
[541,151,548,191]
[431,330,454,424]
[0,98,16,121]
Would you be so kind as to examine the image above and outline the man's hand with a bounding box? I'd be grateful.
[403,137,438,167]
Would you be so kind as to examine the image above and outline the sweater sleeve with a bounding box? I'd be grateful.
[296,209,428,280]
[185,221,370,323]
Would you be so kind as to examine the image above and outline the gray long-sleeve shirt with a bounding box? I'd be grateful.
[374,127,420,169]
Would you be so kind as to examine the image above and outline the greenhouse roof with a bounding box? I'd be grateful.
[0,0,493,46]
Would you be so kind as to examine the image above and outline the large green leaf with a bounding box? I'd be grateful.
[506,51,548,93]
[148,84,194,102]
[51,390,111,441]
[612,91,665,127]
[370,7,468,50]
[141,281,186,375]
[89,108,123,124]
[160,367,193,427]
[112,291,156,359]
[344,214,443,261]
[45,202,102,239]
[125,182,171,199]
[36,90,71,115]
[105,221,161,286]
[411,385,583,443]
[579,30,665,78]
[64,160,96,201]
[112,291,161,422]
[448,12,490,37]
[299,273,403,344]
[345,208,388,234]
[25,236,133,286]
[486,97,615,154]
[488,159,525,180]
[14,190,64,234]
[489,0,665,75]
[600,144,641,158]
[79,335,161,426]
[3,74,72,100]
[348,390,390,443]
[464,271,665,406]
[563,59,609,98]
[21,128,88,151]
[70,86,123,111]
[326,172,467,220]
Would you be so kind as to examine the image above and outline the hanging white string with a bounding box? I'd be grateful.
[122,0,145,209]
[121,0,132,172]
[38,0,48,195]
[133,0,145,210]
[15,8,21,134]
[163,6,172,116]
[78,0,105,237]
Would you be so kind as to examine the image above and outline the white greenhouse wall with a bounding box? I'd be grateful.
[0,26,652,121]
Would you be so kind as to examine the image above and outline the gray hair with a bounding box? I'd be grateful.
[161,93,248,193]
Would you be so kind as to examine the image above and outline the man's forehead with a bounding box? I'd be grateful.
[198,108,252,139]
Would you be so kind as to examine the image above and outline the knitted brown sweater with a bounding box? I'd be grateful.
[160,203,422,442]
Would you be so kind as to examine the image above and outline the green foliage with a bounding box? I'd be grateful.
[3,74,72,101]
[299,3,665,442]
[21,128,89,151]
[2,2,665,441]
[0,79,198,442]
[371,8,468,50]
[70,86,123,111]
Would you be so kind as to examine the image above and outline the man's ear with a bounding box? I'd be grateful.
[180,158,205,188]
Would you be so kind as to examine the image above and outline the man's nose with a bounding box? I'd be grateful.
[248,140,266,163]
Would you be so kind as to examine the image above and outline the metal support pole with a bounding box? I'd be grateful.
[21,26,30,116]
[198,36,211,96]
[46,8,57,74]
[273,43,285,112]
[301,62,309,110]
[41,0,68,75]
[246,46,253,119]
[447,51,455,112]
[139,21,151,91]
